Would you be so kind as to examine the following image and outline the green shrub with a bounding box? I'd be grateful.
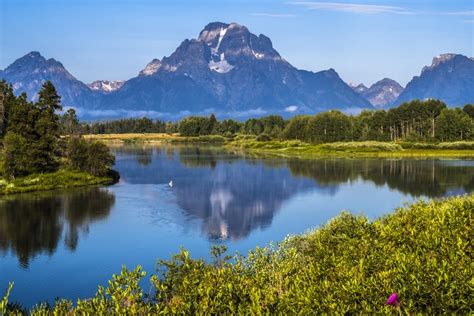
[234,134,257,141]
[67,138,115,176]
[4,194,471,314]
[256,133,272,142]
[223,132,235,139]
[400,141,474,150]
[437,141,474,150]
[321,141,403,152]
[399,142,438,149]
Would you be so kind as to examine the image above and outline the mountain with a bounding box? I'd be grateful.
[0,51,99,108]
[4,27,471,119]
[352,78,403,107]
[87,80,124,93]
[99,22,372,117]
[349,83,368,94]
[394,54,474,106]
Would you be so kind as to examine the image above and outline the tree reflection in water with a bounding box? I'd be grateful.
[154,147,474,240]
[0,188,115,268]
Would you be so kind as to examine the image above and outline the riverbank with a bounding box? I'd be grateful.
[3,193,471,314]
[228,139,474,158]
[0,169,118,195]
[84,133,474,158]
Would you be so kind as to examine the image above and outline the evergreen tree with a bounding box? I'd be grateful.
[3,82,63,177]
[38,81,62,112]
[61,108,81,136]
[0,81,16,137]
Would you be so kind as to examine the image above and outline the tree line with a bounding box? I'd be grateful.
[87,99,473,143]
[0,83,474,149]
[0,80,115,179]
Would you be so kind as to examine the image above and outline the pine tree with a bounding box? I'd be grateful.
[38,81,62,112]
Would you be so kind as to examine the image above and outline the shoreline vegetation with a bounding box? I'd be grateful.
[84,133,474,158]
[2,194,472,314]
[0,169,118,196]
[0,81,118,196]
[81,99,474,158]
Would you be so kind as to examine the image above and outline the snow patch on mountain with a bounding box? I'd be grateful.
[351,78,403,107]
[349,83,368,93]
[209,59,234,73]
[139,59,162,76]
[88,80,124,92]
[213,27,228,55]
[209,51,234,73]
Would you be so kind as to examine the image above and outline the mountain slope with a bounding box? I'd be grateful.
[100,22,372,116]
[394,54,474,106]
[349,83,368,94]
[355,78,404,107]
[0,51,99,108]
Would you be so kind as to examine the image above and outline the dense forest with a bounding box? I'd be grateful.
[0,80,115,179]
[84,100,474,143]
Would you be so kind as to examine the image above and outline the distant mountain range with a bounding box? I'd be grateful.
[0,22,473,119]
[350,78,404,107]
[87,80,124,93]
[0,51,99,109]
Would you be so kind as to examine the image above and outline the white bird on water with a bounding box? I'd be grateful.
[168,180,173,188]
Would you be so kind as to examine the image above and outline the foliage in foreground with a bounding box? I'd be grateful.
[3,194,472,314]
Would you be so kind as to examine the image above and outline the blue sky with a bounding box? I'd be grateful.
[1,0,472,86]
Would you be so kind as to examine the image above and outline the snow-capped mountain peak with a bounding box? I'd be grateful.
[351,78,404,107]
[87,80,124,93]
[349,83,368,94]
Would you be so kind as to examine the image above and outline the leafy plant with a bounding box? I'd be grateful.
[0,283,13,315]
[6,194,472,314]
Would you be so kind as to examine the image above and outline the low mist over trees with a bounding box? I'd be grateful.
[84,99,474,143]
[2,79,472,153]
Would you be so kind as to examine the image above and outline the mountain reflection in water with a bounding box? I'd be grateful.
[1,145,473,266]
[115,146,474,240]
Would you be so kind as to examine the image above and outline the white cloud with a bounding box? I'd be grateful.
[250,13,297,18]
[285,105,298,112]
[440,11,474,16]
[287,1,413,15]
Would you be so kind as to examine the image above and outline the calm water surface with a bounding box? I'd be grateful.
[1,145,473,306]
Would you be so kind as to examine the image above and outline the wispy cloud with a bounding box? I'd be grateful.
[287,1,413,15]
[250,13,297,18]
[439,11,474,16]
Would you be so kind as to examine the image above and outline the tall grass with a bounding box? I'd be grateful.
[321,141,403,152]
[437,141,474,150]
